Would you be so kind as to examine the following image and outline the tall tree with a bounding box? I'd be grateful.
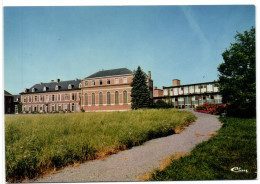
[218,27,255,117]
[131,66,151,109]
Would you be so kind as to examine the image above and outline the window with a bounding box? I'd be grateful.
[72,93,75,100]
[107,79,111,85]
[92,80,95,86]
[43,87,47,91]
[107,92,111,104]
[123,77,127,83]
[32,88,35,92]
[85,81,88,86]
[99,80,103,85]
[99,92,103,105]
[46,95,49,102]
[52,95,55,101]
[58,94,61,101]
[55,85,59,90]
[84,93,88,105]
[79,83,82,88]
[34,96,37,102]
[40,95,43,102]
[115,91,119,104]
[58,105,62,111]
[68,84,72,89]
[23,97,27,103]
[115,78,119,84]
[72,103,75,112]
[92,93,95,105]
[52,105,55,112]
[65,94,68,100]
[123,91,127,104]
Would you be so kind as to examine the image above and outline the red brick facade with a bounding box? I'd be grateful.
[81,75,133,112]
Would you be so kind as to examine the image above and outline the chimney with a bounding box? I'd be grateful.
[57,78,60,83]
[172,79,180,87]
[148,71,151,79]
[40,82,43,85]
[154,86,158,90]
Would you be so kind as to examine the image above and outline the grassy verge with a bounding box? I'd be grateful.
[5,108,196,182]
[150,117,257,180]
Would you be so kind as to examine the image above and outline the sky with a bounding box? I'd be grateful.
[4,5,255,94]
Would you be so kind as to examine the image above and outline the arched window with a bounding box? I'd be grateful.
[68,84,72,89]
[79,83,82,88]
[99,92,103,105]
[115,91,119,104]
[55,85,59,90]
[107,92,111,105]
[84,93,88,105]
[123,91,127,104]
[92,93,95,105]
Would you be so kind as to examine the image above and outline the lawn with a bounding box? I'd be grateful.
[5,108,196,182]
[150,117,257,180]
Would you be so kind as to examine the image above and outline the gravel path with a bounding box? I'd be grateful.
[31,110,222,182]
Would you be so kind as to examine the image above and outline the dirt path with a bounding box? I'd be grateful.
[31,110,222,182]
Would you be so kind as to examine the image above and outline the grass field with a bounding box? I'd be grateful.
[5,108,196,182]
[150,117,257,180]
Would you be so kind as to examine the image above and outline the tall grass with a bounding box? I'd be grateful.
[5,108,196,182]
[151,117,257,180]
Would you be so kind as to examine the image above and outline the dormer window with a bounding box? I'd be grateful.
[79,83,82,88]
[43,86,49,91]
[24,88,29,93]
[32,88,36,92]
[55,85,60,90]
[68,84,72,89]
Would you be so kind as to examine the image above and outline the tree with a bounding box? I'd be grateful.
[218,27,255,117]
[18,102,23,113]
[131,66,151,109]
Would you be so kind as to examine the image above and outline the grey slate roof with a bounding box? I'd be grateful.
[4,90,12,96]
[85,68,133,79]
[20,79,81,94]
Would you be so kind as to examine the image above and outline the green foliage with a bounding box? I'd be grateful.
[153,100,171,109]
[5,109,196,182]
[218,27,255,117]
[131,66,151,109]
[151,117,257,180]
[18,102,23,113]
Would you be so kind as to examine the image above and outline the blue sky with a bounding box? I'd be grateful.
[4,5,255,94]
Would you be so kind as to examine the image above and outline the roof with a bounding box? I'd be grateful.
[85,68,133,79]
[4,90,12,96]
[20,79,81,94]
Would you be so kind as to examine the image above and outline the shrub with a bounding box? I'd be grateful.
[195,103,226,115]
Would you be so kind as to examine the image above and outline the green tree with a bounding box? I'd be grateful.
[131,66,151,109]
[18,102,23,113]
[218,27,255,117]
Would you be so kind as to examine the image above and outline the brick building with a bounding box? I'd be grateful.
[20,68,153,113]
[20,79,82,113]
[154,79,222,109]
[81,68,153,112]
[4,90,14,114]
